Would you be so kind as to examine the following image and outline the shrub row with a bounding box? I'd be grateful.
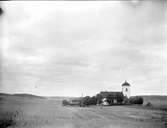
[62,95,144,106]
[129,96,143,104]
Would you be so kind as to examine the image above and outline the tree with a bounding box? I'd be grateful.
[82,96,91,106]
[62,100,69,106]
[129,96,143,104]
[123,96,129,104]
[0,7,3,16]
[82,95,100,106]
[96,94,103,105]
[116,93,124,103]
[89,96,97,105]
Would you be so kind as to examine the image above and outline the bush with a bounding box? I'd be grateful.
[129,96,143,104]
[88,96,97,105]
[0,111,19,128]
[82,96,90,106]
[123,96,130,104]
[62,100,69,106]
[116,93,124,103]
[82,96,98,106]
[96,94,103,105]
[145,102,153,107]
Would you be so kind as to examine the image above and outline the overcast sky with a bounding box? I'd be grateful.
[1,1,167,96]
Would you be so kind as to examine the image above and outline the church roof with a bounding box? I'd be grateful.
[122,80,130,86]
[100,91,122,98]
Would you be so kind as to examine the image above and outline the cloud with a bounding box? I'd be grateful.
[1,1,167,96]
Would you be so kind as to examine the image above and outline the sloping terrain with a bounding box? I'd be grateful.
[0,94,166,128]
[141,95,167,110]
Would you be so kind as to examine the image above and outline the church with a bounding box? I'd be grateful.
[99,81,131,105]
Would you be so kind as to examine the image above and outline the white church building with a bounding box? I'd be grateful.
[99,81,131,105]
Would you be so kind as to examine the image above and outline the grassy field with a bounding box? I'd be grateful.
[0,94,167,128]
[142,95,167,110]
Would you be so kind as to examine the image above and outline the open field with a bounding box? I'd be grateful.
[142,95,167,110]
[0,94,167,128]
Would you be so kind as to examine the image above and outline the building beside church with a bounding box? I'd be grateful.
[99,81,131,105]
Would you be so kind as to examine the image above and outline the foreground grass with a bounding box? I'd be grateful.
[0,112,16,128]
[0,96,167,128]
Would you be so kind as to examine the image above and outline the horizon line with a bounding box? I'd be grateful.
[0,92,167,98]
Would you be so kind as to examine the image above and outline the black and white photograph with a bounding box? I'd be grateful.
[0,1,167,128]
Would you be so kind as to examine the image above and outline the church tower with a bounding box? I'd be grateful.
[122,80,131,98]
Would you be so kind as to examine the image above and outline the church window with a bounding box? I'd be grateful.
[126,88,128,92]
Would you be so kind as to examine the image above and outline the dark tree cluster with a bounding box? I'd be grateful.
[62,94,144,107]
[80,94,104,106]
[0,7,3,16]
[82,96,98,106]
[129,96,143,104]
[106,93,124,105]
[62,100,69,106]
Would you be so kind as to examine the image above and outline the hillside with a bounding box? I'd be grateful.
[0,93,166,128]
[0,93,45,99]
[13,93,45,99]
[140,95,167,110]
